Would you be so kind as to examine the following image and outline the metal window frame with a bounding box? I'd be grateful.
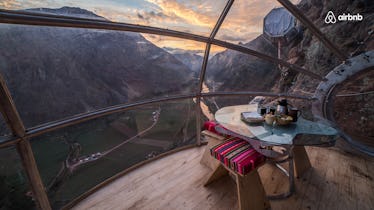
[0,91,313,148]
[276,0,349,61]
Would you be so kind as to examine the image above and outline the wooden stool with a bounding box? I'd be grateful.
[206,164,270,210]
[201,131,270,210]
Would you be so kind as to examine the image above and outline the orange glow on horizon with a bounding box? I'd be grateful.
[0,0,301,54]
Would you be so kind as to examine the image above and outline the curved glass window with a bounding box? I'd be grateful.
[286,36,340,95]
[0,115,11,138]
[204,45,280,93]
[216,0,283,44]
[292,0,371,56]
[0,24,203,128]
[0,146,36,209]
[30,99,196,208]
[0,0,227,36]
[215,0,303,58]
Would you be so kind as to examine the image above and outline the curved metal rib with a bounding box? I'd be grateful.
[277,0,349,61]
[0,9,324,81]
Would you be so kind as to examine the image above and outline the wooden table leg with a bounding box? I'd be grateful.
[293,146,312,178]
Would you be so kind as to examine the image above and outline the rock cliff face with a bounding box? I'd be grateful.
[284,0,373,148]
[172,52,203,74]
[0,7,194,128]
[206,35,279,92]
[286,0,373,94]
[27,6,107,20]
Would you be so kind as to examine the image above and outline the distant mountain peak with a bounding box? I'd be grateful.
[26,6,107,20]
[162,47,204,55]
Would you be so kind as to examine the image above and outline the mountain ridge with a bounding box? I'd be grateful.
[26,6,107,20]
[0,7,195,128]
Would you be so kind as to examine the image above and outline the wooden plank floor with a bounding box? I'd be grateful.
[73,144,374,210]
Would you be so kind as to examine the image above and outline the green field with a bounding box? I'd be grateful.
[23,99,198,208]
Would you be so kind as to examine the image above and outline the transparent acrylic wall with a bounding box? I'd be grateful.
[0,0,227,36]
[0,146,36,209]
[30,99,196,209]
[215,0,288,58]
[0,24,202,128]
[283,29,343,96]
[204,45,280,93]
[0,114,11,139]
[202,96,313,122]
[292,0,373,56]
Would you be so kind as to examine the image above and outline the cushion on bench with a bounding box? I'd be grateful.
[210,138,265,175]
[205,120,265,175]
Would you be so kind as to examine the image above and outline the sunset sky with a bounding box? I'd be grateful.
[0,0,299,54]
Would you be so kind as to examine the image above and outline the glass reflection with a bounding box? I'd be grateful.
[216,0,284,44]
[294,0,372,57]
[204,45,280,93]
[0,0,227,36]
[0,114,11,138]
[0,24,202,128]
[0,146,36,209]
[31,99,196,208]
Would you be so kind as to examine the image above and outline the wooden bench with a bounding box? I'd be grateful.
[201,130,270,210]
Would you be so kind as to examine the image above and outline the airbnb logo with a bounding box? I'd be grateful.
[325,11,337,24]
[324,11,363,24]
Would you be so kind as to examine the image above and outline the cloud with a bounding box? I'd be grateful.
[146,0,220,28]
[0,0,21,9]
[216,0,288,44]
[142,33,225,55]
[163,47,204,54]
[135,10,180,25]
[0,0,69,10]
[0,0,301,52]
[142,34,205,50]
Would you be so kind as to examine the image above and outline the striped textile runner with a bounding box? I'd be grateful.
[210,138,265,175]
[203,121,231,137]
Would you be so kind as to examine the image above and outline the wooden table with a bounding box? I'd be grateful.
[213,104,339,198]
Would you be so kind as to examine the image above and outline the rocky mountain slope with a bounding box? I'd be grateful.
[285,0,373,95]
[285,0,374,151]
[206,35,279,92]
[0,7,195,128]
[26,6,107,20]
[172,52,203,74]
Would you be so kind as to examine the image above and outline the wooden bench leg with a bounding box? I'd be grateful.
[236,170,270,210]
[293,146,312,178]
[204,164,229,186]
[200,131,229,186]
[200,136,223,170]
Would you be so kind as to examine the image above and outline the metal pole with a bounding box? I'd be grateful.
[16,140,52,210]
[195,97,202,145]
[209,0,235,39]
[0,9,208,44]
[278,40,282,70]
[195,0,234,145]
[0,74,51,210]
[277,0,349,61]
[196,43,211,145]
[0,75,25,137]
